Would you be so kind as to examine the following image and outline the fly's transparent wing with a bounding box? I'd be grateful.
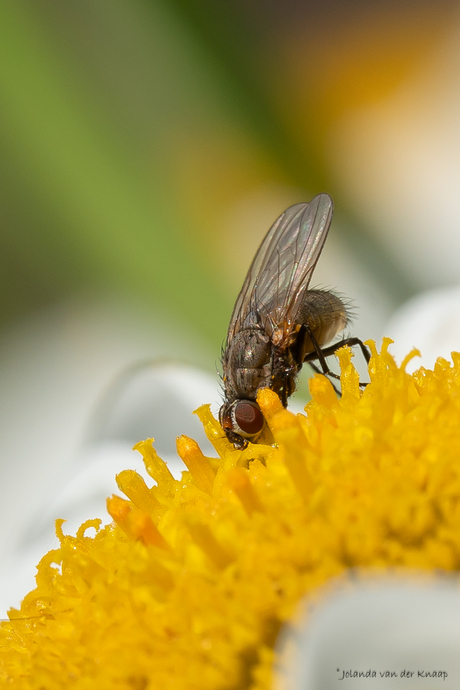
[227,193,333,343]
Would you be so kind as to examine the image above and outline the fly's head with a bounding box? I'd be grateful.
[219,399,265,450]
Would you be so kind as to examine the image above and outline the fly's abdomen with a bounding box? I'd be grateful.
[298,289,348,351]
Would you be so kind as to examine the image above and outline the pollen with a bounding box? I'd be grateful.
[2,339,460,689]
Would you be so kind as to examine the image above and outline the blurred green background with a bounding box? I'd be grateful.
[2,0,456,350]
[4,0,460,614]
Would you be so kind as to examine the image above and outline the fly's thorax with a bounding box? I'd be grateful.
[227,328,271,369]
[223,327,273,400]
[299,289,348,351]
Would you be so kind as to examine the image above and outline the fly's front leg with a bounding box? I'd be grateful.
[279,383,289,407]
[278,363,297,407]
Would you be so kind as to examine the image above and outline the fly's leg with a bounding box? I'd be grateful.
[297,325,342,382]
[304,334,371,389]
[279,383,289,408]
[279,367,297,407]
[308,360,342,396]
[315,337,371,365]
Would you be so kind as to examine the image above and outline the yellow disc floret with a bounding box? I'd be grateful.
[2,339,460,689]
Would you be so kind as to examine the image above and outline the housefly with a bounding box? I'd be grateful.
[219,193,370,449]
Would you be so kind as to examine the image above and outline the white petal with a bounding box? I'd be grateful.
[275,575,460,690]
[384,285,460,372]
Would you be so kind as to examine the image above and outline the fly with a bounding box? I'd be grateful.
[219,193,370,449]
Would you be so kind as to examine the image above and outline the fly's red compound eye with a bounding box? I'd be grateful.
[232,401,264,438]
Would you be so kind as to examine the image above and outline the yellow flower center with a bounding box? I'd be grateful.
[1,339,460,689]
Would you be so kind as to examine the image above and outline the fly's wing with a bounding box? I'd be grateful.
[227,193,333,343]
